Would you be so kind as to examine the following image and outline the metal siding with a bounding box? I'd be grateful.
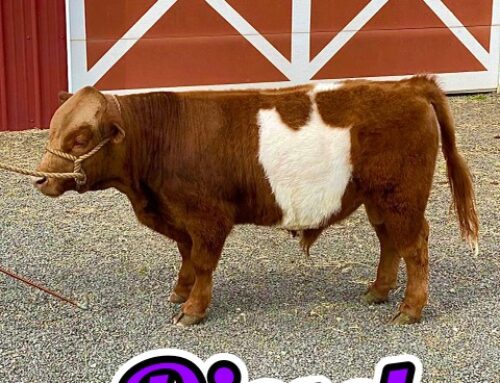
[0,0,67,132]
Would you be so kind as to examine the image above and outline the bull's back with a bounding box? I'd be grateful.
[176,79,438,228]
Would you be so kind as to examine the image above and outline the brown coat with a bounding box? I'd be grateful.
[35,75,478,326]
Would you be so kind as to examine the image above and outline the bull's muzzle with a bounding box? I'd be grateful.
[40,138,111,190]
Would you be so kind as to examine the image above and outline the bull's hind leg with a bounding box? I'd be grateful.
[390,218,429,324]
[363,206,401,304]
[170,241,196,304]
[382,214,430,324]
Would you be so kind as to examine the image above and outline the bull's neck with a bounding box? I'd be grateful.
[118,91,182,191]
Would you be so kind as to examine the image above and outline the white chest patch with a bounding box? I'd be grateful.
[257,101,352,230]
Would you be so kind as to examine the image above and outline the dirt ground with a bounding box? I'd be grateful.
[0,93,499,383]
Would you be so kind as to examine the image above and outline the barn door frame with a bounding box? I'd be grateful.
[66,0,500,93]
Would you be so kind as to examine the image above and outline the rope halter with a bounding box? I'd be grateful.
[45,137,111,188]
[0,94,121,189]
[43,95,121,188]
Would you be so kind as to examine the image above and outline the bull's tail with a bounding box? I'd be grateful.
[414,76,479,253]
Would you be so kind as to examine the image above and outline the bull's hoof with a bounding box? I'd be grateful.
[172,310,205,327]
[169,292,187,304]
[362,288,389,304]
[390,311,420,325]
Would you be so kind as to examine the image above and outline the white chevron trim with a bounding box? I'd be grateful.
[307,0,389,79]
[423,0,492,70]
[205,0,293,79]
[67,0,178,89]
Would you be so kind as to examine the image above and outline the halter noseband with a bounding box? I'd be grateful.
[45,138,111,188]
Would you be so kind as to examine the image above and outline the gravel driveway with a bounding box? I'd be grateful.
[0,94,499,383]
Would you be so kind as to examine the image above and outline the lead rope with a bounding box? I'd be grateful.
[0,266,87,309]
[0,139,109,309]
[0,94,122,309]
[0,137,111,187]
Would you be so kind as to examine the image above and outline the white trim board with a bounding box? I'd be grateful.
[102,71,496,95]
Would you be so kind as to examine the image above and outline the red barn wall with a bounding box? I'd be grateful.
[68,0,499,94]
[0,0,67,132]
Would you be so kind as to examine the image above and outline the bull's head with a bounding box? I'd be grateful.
[34,87,125,197]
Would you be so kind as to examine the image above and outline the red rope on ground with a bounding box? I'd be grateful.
[0,266,87,309]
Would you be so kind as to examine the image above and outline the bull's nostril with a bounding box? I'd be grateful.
[35,177,47,185]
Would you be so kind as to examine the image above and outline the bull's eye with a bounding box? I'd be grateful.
[71,126,93,150]
[74,135,89,148]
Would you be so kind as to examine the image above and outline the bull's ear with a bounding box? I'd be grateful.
[58,91,73,105]
[111,123,126,144]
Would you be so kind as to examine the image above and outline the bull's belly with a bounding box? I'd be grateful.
[257,103,352,229]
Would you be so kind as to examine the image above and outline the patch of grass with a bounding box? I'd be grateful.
[137,264,150,276]
[467,94,489,102]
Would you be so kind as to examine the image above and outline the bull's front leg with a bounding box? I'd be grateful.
[169,241,195,304]
[172,229,229,327]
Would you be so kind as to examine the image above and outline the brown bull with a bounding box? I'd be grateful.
[35,76,479,326]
